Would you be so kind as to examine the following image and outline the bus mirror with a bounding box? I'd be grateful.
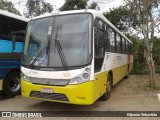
[12,34,16,50]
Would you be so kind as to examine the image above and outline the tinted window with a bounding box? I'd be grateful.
[95,19,105,57]
[108,28,115,52]
[94,18,105,72]
[116,33,121,53]
[0,40,23,53]
[126,41,129,54]
[105,24,109,51]
[122,38,126,54]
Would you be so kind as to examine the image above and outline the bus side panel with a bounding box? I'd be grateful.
[94,71,109,100]
[0,59,21,90]
[112,55,133,85]
[93,65,127,97]
[112,64,128,85]
[99,52,128,85]
[92,62,130,101]
[0,39,23,90]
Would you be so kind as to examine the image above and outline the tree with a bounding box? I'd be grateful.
[127,35,147,74]
[103,6,139,33]
[152,37,160,73]
[60,0,88,11]
[128,36,160,75]
[24,0,53,18]
[88,1,99,10]
[0,0,20,15]
[124,0,160,88]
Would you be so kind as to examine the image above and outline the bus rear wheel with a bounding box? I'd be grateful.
[125,66,129,79]
[100,74,112,101]
[3,71,21,97]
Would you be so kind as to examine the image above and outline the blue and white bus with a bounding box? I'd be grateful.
[0,10,29,96]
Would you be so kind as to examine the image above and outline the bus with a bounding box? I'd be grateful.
[0,10,29,96]
[21,9,133,105]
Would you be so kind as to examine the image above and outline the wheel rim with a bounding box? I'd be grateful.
[9,77,20,92]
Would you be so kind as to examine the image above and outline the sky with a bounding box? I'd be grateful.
[9,0,125,15]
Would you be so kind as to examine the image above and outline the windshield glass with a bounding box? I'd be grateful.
[22,14,92,69]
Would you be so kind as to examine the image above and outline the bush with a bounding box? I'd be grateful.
[129,36,160,75]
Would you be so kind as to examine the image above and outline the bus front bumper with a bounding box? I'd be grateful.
[21,79,96,105]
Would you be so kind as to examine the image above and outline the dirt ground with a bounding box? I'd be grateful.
[0,75,160,120]
[108,75,160,111]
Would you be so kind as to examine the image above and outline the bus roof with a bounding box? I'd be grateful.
[0,9,29,22]
[32,9,132,43]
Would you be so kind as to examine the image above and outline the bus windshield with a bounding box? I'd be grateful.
[22,14,92,69]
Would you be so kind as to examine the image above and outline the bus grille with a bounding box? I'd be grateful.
[30,91,69,102]
[30,77,70,86]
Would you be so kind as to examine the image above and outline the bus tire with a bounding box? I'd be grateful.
[3,71,21,96]
[100,74,112,101]
[125,66,129,79]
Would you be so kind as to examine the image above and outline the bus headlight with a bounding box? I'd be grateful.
[21,73,30,82]
[82,73,89,79]
[77,77,82,83]
[69,67,91,85]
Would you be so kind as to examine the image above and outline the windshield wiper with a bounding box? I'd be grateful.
[30,46,48,66]
[30,34,51,66]
[55,28,68,69]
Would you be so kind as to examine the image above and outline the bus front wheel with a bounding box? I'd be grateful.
[100,74,112,101]
[3,71,21,97]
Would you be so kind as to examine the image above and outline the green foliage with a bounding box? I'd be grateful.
[24,0,53,18]
[88,1,98,10]
[0,0,20,15]
[128,35,160,75]
[60,0,88,11]
[152,38,160,73]
[103,6,140,32]
[128,35,147,74]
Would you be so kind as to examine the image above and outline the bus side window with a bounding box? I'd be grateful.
[107,28,115,52]
[128,43,130,54]
[129,43,132,54]
[94,25,99,56]
[105,24,110,52]
[126,41,129,54]
[12,33,25,53]
[94,19,105,72]
[128,41,130,54]
[122,38,126,54]
[116,33,121,53]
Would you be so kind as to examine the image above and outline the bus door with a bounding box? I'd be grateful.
[94,19,105,72]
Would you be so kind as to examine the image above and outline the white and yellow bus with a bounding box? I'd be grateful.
[21,9,133,105]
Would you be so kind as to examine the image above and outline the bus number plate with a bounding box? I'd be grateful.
[41,88,53,94]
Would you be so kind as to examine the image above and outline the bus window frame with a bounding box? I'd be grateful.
[94,17,105,57]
